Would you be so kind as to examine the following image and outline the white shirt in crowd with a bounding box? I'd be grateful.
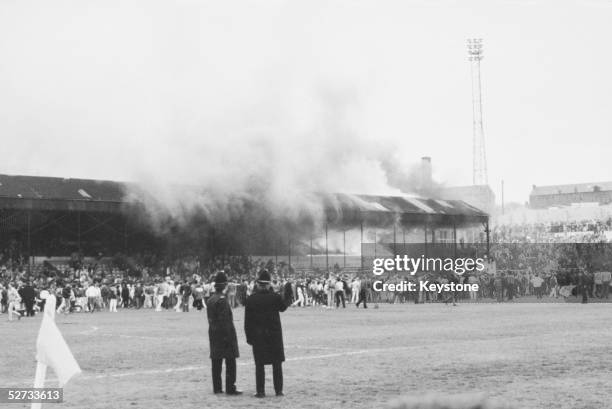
[334,281,344,292]
[85,285,101,297]
[531,276,544,288]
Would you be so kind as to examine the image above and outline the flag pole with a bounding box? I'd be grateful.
[31,362,47,409]
[32,294,56,409]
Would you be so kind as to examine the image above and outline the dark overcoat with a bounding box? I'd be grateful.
[19,285,36,302]
[244,289,288,364]
[206,293,239,359]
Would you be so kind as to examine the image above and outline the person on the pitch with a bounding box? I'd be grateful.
[356,276,368,308]
[19,281,37,317]
[244,270,288,398]
[206,272,242,395]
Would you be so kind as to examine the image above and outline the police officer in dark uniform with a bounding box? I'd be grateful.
[356,276,368,308]
[206,272,242,395]
[244,270,288,398]
[579,269,589,304]
[19,281,37,317]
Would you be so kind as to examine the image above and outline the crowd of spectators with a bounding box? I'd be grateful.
[4,215,612,319]
[492,218,612,243]
[0,255,374,319]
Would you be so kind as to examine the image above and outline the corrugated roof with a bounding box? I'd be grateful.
[324,193,487,217]
[0,174,488,219]
[531,182,612,196]
[0,174,125,202]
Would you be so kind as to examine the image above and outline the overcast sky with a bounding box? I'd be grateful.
[1,0,611,203]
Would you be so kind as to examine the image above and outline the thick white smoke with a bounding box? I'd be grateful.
[0,0,439,236]
[126,83,412,231]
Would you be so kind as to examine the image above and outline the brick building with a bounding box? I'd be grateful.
[529,182,612,208]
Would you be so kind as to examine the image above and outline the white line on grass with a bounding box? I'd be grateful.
[23,345,415,384]
[284,345,346,351]
[80,345,417,381]
[23,346,382,381]
[78,325,183,341]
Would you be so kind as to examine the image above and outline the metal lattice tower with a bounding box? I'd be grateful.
[467,38,488,185]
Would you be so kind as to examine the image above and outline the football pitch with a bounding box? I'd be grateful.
[1,302,610,409]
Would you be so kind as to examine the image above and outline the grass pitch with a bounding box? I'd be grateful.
[1,301,610,409]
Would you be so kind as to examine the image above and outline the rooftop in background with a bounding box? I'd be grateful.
[529,181,612,209]
[0,173,488,222]
[531,182,612,196]
[0,174,126,202]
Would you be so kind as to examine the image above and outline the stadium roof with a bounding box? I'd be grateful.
[0,174,488,223]
[531,181,612,196]
[0,174,125,201]
[324,193,487,217]
[0,174,127,212]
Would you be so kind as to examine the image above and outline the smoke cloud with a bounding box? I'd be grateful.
[0,0,447,252]
[126,83,411,237]
[381,156,446,199]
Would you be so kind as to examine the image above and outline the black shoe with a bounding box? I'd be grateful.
[253,393,265,398]
[213,390,224,394]
[276,392,284,397]
[226,390,243,396]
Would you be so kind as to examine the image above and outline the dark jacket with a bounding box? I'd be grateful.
[19,285,36,302]
[283,282,293,303]
[206,293,239,359]
[244,288,288,364]
[180,284,192,297]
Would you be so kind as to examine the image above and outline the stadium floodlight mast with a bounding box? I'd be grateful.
[467,38,488,186]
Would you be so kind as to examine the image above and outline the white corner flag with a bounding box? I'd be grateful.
[32,293,81,409]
